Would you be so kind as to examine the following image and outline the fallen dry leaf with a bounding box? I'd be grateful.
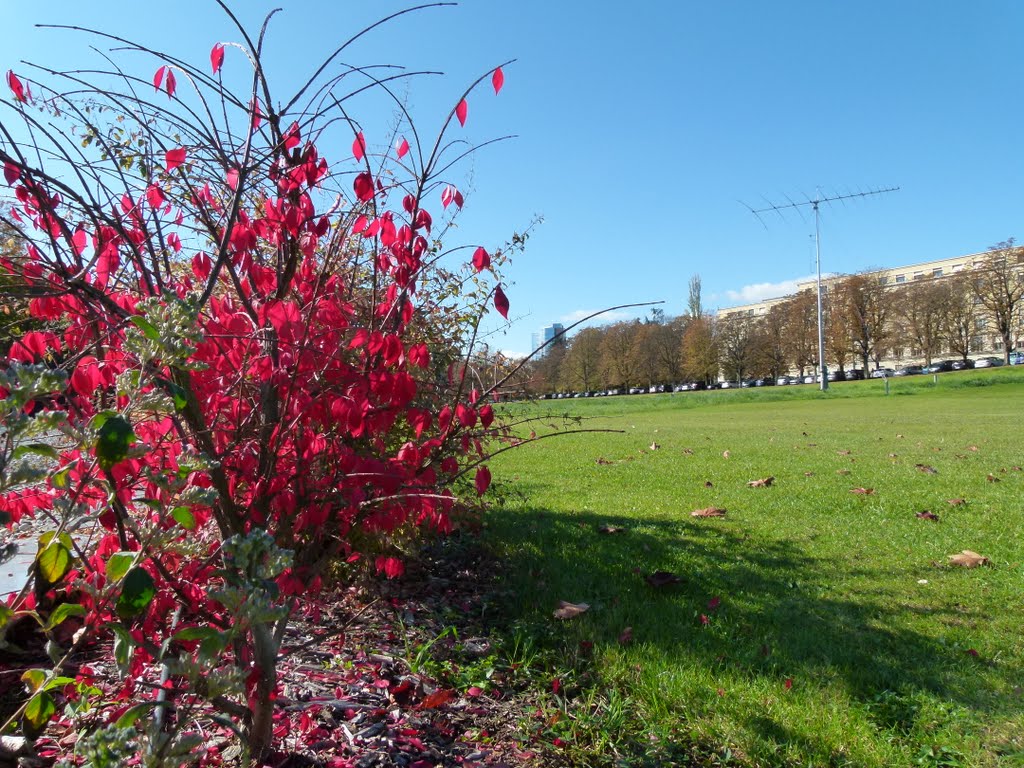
[722,450,731,459]
[850,487,875,495]
[837,449,852,456]
[889,453,899,458]
[649,442,660,451]
[947,498,966,506]
[645,571,683,588]
[947,550,989,568]
[897,434,904,439]
[596,457,613,465]
[916,464,938,474]
[1012,466,1022,472]
[968,445,979,452]
[804,471,815,477]
[419,689,456,710]
[836,469,852,476]
[683,448,694,455]
[598,525,626,535]
[553,601,590,620]
[916,510,939,521]
[691,507,727,518]
[987,474,1000,483]
[618,626,634,645]
[747,477,775,488]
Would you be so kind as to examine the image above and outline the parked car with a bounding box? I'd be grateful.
[754,377,776,387]
[950,359,975,371]
[826,370,842,382]
[973,356,1004,368]
[894,365,923,377]
[802,374,820,384]
[719,380,739,389]
[870,368,895,378]
[923,360,955,374]
[1009,351,1024,366]
[843,369,865,380]
[775,375,793,385]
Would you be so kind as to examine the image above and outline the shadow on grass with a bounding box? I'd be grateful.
[484,502,1021,756]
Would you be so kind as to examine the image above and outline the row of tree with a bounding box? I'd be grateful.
[521,242,1024,394]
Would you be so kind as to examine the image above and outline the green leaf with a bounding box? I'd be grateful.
[171,626,221,642]
[105,552,136,582]
[43,603,86,631]
[51,468,71,489]
[129,316,160,341]
[171,506,196,530]
[38,540,72,584]
[110,623,133,672]
[116,567,155,618]
[0,605,12,629]
[96,415,136,470]
[13,443,59,461]
[42,675,76,692]
[23,691,56,730]
[115,701,158,728]
[21,668,47,693]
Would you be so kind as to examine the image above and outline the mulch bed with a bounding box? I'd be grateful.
[1,534,546,767]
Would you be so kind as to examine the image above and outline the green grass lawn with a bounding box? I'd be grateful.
[485,369,1024,767]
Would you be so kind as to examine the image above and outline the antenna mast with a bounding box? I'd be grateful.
[745,186,899,392]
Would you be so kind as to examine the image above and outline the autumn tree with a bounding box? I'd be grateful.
[755,304,789,380]
[686,274,703,319]
[944,273,980,362]
[680,315,718,384]
[563,327,603,392]
[782,289,818,375]
[836,272,893,372]
[601,320,641,391]
[972,239,1024,362]
[894,279,948,366]
[717,313,757,382]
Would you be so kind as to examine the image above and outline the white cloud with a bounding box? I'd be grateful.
[712,273,836,308]
[559,309,634,327]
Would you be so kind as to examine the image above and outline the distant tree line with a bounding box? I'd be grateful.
[518,241,1024,395]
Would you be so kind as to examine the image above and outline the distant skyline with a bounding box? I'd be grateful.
[5,1,1022,358]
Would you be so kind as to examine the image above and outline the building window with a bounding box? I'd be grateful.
[913,272,925,281]
[970,336,984,352]
[933,268,943,278]
[878,276,889,286]
[895,274,906,284]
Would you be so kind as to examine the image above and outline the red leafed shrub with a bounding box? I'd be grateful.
[0,6,515,760]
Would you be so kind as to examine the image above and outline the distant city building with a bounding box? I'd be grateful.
[716,248,1024,372]
[532,323,565,356]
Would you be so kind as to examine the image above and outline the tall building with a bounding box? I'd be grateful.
[532,323,565,356]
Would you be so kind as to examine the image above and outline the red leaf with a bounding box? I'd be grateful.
[493,285,509,319]
[472,247,490,272]
[492,67,505,94]
[226,169,239,191]
[210,43,225,75]
[784,678,793,691]
[153,66,166,91]
[165,70,177,98]
[3,161,20,185]
[353,171,374,202]
[395,136,410,159]
[352,131,366,162]
[165,148,186,172]
[455,98,468,127]
[72,228,87,255]
[419,689,455,710]
[6,70,26,103]
[146,185,166,209]
[475,466,491,496]
[479,404,494,428]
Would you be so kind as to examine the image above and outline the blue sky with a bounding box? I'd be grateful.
[5,2,1023,357]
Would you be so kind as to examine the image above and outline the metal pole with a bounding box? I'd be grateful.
[814,202,828,392]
